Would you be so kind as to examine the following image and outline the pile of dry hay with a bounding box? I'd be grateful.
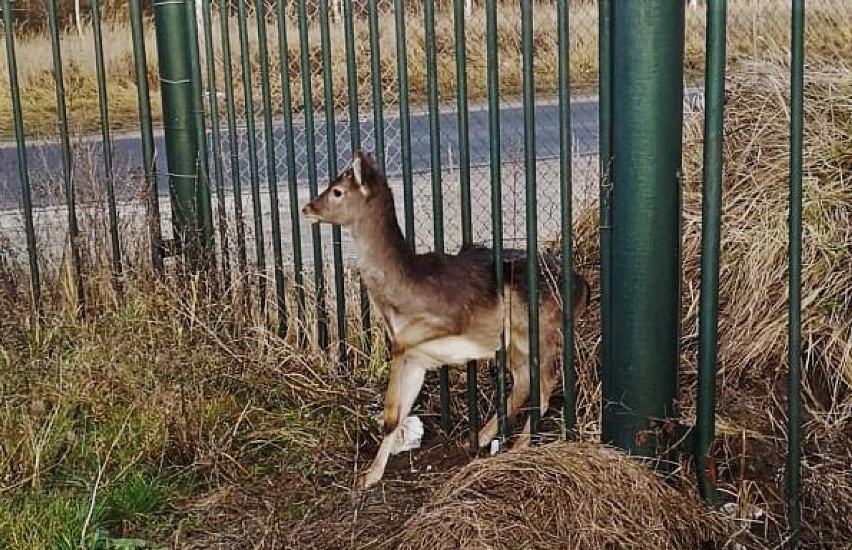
[392,442,741,549]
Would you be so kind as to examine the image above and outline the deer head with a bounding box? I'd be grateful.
[302,150,385,227]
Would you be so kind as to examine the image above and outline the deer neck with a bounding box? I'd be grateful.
[349,192,413,294]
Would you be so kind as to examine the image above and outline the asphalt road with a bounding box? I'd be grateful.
[0,98,602,208]
[0,91,705,269]
[0,90,703,209]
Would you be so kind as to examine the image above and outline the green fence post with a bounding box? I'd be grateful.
[603,1,685,458]
[297,0,329,350]
[236,0,266,318]
[452,0,478,450]
[521,0,541,441]
[276,0,306,344]
[696,0,726,506]
[152,0,214,271]
[786,0,805,545]
[92,0,123,294]
[3,0,41,316]
[485,0,507,445]
[46,0,85,315]
[557,0,575,437]
[318,0,348,363]
[598,0,614,439]
[129,0,165,275]
[256,0,287,336]
[201,0,232,291]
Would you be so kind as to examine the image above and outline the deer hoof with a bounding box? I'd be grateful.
[511,433,531,451]
[356,468,382,490]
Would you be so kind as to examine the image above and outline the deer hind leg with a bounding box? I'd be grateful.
[477,341,531,448]
[511,301,564,450]
[512,355,560,450]
[357,352,428,489]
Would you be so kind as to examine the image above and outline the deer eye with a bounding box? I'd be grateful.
[332,188,343,198]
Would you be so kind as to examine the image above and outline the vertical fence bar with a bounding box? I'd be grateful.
[598,0,614,444]
[453,0,478,448]
[368,0,386,172]
[696,0,726,506]
[557,0,575,436]
[275,0,306,344]
[152,0,212,271]
[3,0,41,315]
[236,0,267,317]
[422,0,451,434]
[91,0,122,292]
[423,0,445,253]
[47,0,85,314]
[318,0,348,362]
[393,0,415,245]
[367,0,387,363]
[129,0,164,274]
[786,0,805,545]
[219,0,249,301]
[201,0,232,291]
[342,0,373,358]
[343,0,360,155]
[604,1,684,456]
[298,0,329,349]
[485,0,507,444]
[256,0,288,336]
[185,0,215,267]
[453,0,472,245]
[521,0,541,440]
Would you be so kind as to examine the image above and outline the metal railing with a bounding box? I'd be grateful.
[0,0,830,545]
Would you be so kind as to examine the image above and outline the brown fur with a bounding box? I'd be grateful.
[303,150,590,488]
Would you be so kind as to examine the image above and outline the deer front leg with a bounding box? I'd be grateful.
[357,352,427,489]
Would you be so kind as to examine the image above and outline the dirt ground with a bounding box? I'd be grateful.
[177,424,474,550]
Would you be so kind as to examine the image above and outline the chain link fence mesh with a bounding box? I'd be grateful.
[0,0,849,302]
[192,0,849,276]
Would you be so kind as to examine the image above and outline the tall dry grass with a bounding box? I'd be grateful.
[0,3,849,547]
[566,46,850,546]
[0,181,373,546]
[1,0,849,138]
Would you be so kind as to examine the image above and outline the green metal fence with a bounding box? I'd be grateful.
[0,0,841,545]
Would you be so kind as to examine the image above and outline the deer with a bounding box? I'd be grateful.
[302,150,590,489]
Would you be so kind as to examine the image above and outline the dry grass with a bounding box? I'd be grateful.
[0,10,849,549]
[566,46,851,547]
[1,0,850,138]
[679,56,852,414]
[393,442,747,549]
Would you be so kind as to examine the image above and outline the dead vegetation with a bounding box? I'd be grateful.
[393,443,747,550]
[1,0,850,138]
[0,13,849,550]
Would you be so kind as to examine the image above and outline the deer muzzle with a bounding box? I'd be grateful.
[302,202,321,223]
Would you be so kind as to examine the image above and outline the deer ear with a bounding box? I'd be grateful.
[352,155,364,185]
[352,150,375,195]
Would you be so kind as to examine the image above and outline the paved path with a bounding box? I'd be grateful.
[0,91,705,270]
[0,91,703,208]
[0,98,600,207]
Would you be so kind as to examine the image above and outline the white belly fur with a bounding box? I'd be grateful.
[409,335,499,367]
